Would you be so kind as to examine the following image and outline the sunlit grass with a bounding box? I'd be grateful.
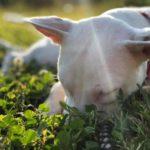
[0,10,40,48]
[0,0,124,47]
[1,0,124,18]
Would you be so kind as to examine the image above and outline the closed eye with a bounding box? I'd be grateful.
[104,88,118,95]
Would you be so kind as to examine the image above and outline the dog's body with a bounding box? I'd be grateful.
[2,38,59,74]
[27,7,150,114]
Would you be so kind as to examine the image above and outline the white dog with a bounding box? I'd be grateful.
[2,38,59,74]
[26,7,150,114]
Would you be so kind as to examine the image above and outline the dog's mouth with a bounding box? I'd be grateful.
[103,88,119,95]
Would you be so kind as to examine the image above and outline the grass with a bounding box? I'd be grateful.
[0,9,40,48]
[112,88,150,149]
[0,0,124,47]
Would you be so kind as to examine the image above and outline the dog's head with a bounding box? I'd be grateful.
[26,15,150,111]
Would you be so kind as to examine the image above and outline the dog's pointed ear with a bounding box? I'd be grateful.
[25,16,73,44]
[123,28,150,58]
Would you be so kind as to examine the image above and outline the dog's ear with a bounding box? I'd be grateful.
[25,16,73,44]
[123,28,150,58]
